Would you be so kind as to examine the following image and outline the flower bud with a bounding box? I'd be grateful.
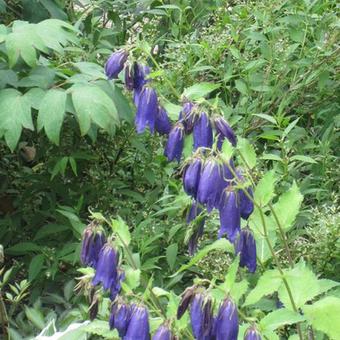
[124,64,134,91]
[215,297,239,340]
[218,189,240,242]
[213,116,237,148]
[193,112,213,150]
[135,87,158,134]
[109,301,131,337]
[155,107,172,135]
[186,202,205,255]
[124,305,150,340]
[244,325,262,340]
[235,228,257,273]
[177,286,195,319]
[236,169,254,220]
[105,50,128,79]
[164,123,185,162]
[179,101,195,133]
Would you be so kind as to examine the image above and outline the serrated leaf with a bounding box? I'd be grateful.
[111,217,131,246]
[37,89,66,145]
[303,297,340,340]
[254,170,277,207]
[71,84,119,135]
[125,268,141,290]
[238,137,256,168]
[182,82,220,100]
[260,308,305,332]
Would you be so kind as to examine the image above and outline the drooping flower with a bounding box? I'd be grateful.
[155,107,172,135]
[183,158,202,199]
[105,50,128,80]
[164,122,185,162]
[235,168,254,220]
[235,228,257,273]
[215,297,239,340]
[213,116,237,148]
[110,271,125,301]
[80,224,106,268]
[124,64,134,91]
[197,159,224,212]
[218,189,240,242]
[193,112,213,150]
[186,202,205,255]
[179,101,195,133]
[244,325,262,340]
[135,87,158,134]
[152,323,172,340]
[177,286,196,319]
[92,243,119,290]
[124,305,150,340]
[109,301,131,337]
[133,63,150,90]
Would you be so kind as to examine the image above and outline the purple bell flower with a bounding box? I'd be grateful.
[193,112,213,150]
[110,271,125,301]
[124,305,150,340]
[177,286,195,319]
[155,107,172,135]
[244,325,262,340]
[92,243,119,290]
[215,298,239,340]
[124,64,134,91]
[133,63,150,90]
[109,301,131,337]
[183,158,202,199]
[80,225,106,268]
[235,228,257,273]
[186,202,205,256]
[235,168,254,220]
[105,50,128,80]
[152,323,172,340]
[179,101,195,133]
[164,123,185,162]
[135,87,158,134]
[218,189,240,242]
[197,159,224,212]
[214,116,237,149]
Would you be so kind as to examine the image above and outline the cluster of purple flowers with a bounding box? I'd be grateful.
[177,288,261,340]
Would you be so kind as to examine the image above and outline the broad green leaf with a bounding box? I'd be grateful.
[235,79,249,95]
[220,256,239,292]
[261,154,283,162]
[0,89,33,151]
[254,170,277,207]
[166,243,178,270]
[25,306,45,330]
[260,308,305,332]
[244,270,281,306]
[172,239,233,276]
[71,84,119,135]
[37,89,67,145]
[125,268,141,290]
[230,279,249,304]
[253,113,277,125]
[162,100,182,120]
[182,82,220,100]
[111,218,131,246]
[6,242,41,255]
[303,297,340,340]
[28,254,44,281]
[238,137,256,169]
[290,155,317,164]
[270,182,303,232]
[282,118,300,138]
[278,261,319,310]
[317,279,340,296]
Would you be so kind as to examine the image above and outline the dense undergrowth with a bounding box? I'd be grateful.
[0,1,339,339]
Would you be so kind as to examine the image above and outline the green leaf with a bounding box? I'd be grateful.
[25,306,45,330]
[237,137,256,168]
[166,243,178,270]
[253,113,277,125]
[171,239,233,276]
[235,79,249,95]
[111,217,131,246]
[254,170,277,207]
[220,256,239,292]
[303,297,340,340]
[71,84,119,135]
[0,89,33,151]
[125,268,141,290]
[261,154,283,162]
[28,254,44,281]
[6,242,41,255]
[182,82,220,100]
[37,89,66,145]
[260,308,306,332]
[244,269,281,306]
[290,155,317,164]
[270,182,303,232]
[282,118,300,138]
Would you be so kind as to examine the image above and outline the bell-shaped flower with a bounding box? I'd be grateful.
[215,297,239,340]
[179,101,195,133]
[183,158,202,199]
[218,189,240,242]
[235,168,254,220]
[155,107,172,135]
[193,112,213,150]
[213,116,237,148]
[135,87,158,134]
[164,122,185,162]
[109,301,131,337]
[133,63,150,90]
[244,325,262,340]
[186,202,205,255]
[124,64,134,91]
[92,243,119,290]
[124,305,150,340]
[80,224,106,268]
[177,286,195,320]
[152,323,172,340]
[110,271,125,301]
[197,159,224,212]
[105,50,128,80]
[235,228,257,273]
